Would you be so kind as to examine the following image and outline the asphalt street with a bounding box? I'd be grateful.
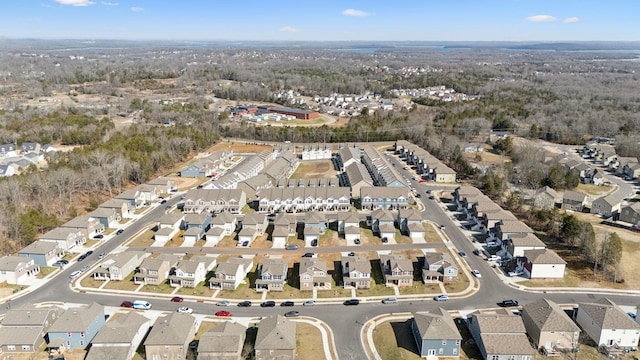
[4,148,640,360]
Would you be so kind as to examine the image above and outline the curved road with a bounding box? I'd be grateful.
[5,152,640,360]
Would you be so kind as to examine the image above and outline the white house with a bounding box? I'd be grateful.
[576,298,640,349]
[519,249,566,279]
[0,256,40,285]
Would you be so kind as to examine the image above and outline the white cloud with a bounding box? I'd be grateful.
[526,14,557,22]
[130,6,144,12]
[101,1,118,5]
[279,26,300,33]
[564,17,580,23]
[341,8,373,17]
[54,0,95,6]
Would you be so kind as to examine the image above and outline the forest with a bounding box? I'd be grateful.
[0,40,639,253]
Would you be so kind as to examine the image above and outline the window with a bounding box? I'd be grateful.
[7,345,15,351]
[442,340,447,345]
[456,340,461,345]
[452,348,458,355]
[67,332,71,337]
[80,340,84,346]
[439,348,444,354]
[491,356,499,360]
[80,332,84,337]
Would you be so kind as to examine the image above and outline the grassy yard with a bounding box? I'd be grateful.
[128,229,155,247]
[80,275,106,289]
[217,233,238,248]
[423,223,444,243]
[102,272,139,291]
[290,160,337,178]
[176,284,215,297]
[397,283,440,295]
[576,183,612,196]
[139,281,175,294]
[319,229,343,247]
[297,322,326,360]
[165,232,185,247]
[395,230,413,244]
[316,286,353,298]
[372,319,423,360]
[219,278,263,300]
[38,266,57,278]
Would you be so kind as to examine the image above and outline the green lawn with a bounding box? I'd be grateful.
[102,272,139,291]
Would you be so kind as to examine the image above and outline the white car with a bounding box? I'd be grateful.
[69,270,82,279]
[216,300,230,306]
[508,270,524,277]
[177,307,193,314]
[472,270,482,278]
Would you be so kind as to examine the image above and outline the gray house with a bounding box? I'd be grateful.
[197,321,246,360]
[18,240,63,266]
[521,299,581,353]
[467,309,534,360]
[47,302,105,349]
[532,186,560,210]
[412,308,462,358]
[619,203,640,226]
[85,311,151,360]
[0,305,62,354]
[254,315,296,360]
[144,312,197,360]
[255,258,288,292]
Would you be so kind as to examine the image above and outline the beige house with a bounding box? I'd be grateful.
[92,251,147,281]
[144,313,197,360]
[197,321,246,360]
[255,258,288,292]
[342,255,371,289]
[521,299,580,353]
[380,254,414,287]
[60,215,105,239]
[132,257,173,285]
[467,309,534,360]
[209,257,254,290]
[147,177,177,194]
[299,258,331,291]
[39,228,86,251]
[85,311,151,360]
[254,316,296,360]
[0,306,62,354]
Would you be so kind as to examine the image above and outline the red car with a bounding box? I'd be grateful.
[121,301,133,308]
[170,296,184,302]
[215,310,231,317]
[419,179,427,183]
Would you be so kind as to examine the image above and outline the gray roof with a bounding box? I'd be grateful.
[1,306,61,327]
[342,256,371,274]
[0,327,42,347]
[344,162,374,186]
[259,258,288,277]
[522,299,580,333]
[215,257,254,276]
[360,186,408,199]
[523,249,567,265]
[413,308,462,340]
[84,347,130,360]
[40,227,82,240]
[508,233,546,247]
[254,315,296,351]
[300,258,328,273]
[198,321,246,354]
[563,190,586,202]
[0,256,33,271]
[144,312,196,346]
[91,311,149,344]
[578,298,640,330]
[48,302,104,333]
[158,212,184,225]
[481,333,533,356]
[473,312,526,333]
[19,240,59,255]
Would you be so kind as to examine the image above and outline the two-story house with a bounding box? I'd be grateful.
[18,240,63,266]
[0,256,40,285]
[169,259,208,288]
[209,257,254,290]
[132,257,173,286]
[521,299,581,354]
[422,252,458,283]
[342,255,371,289]
[576,298,640,350]
[60,215,104,239]
[299,258,331,291]
[254,316,296,360]
[144,313,197,360]
[360,186,409,210]
[370,208,397,242]
[85,311,151,360]
[47,303,105,349]
[412,308,463,358]
[92,251,147,281]
[380,254,414,287]
[467,309,534,360]
[619,203,640,227]
[562,190,587,212]
[0,306,62,354]
[39,228,86,251]
[198,321,247,360]
[255,258,288,292]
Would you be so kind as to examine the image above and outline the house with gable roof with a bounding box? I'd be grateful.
[92,251,147,281]
[562,190,587,212]
[197,321,246,360]
[47,303,105,349]
[0,256,40,285]
[39,227,86,250]
[255,258,288,292]
[144,312,197,360]
[576,298,640,349]
[422,252,458,283]
[370,208,397,242]
[133,256,173,286]
[299,258,331,291]
[0,305,62,354]
[411,308,463,358]
[467,309,534,360]
[519,249,566,279]
[85,311,151,360]
[521,298,581,353]
[591,193,625,218]
[18,240,63,266]
[342,255,371,289]
[254,315,297,360]
[380,254,414,287]
[619,202,640,227]
[209,257,254,290]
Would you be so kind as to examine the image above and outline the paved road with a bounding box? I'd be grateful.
[5,149,640,360]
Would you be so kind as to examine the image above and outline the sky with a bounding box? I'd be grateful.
[0,0,638,42]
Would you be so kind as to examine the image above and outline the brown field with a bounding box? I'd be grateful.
[208,141,272,154]
[297,322,326,360]
[290,160,337,178]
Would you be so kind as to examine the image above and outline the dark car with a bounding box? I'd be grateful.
[302,252,314,258]
[261,301,276,308]
[285,244,299,250]
[86,250,93,256]
[170,296,184,302]
[58,259,69,264]
[498,300,519,307]
[415,193,421,198]
[281,301,295,307]
[93,234,104,239]
[160,199,167,204]
[242,241,249,247]
[348,252,355,256]
[238,301,252,307]
[116,229,124,235]
[354,238,360,245]
[77,254,87,261]
[428,195,435,200]
[381,237,388,243]
[121,301,133,308]
[311,239,318,247]
[344,299,360,306]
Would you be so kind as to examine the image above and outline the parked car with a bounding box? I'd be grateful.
[428,196,435,200]
[508,270,524,277]
[434,294,449,301]
[471,270,482,278]
[285,244,298,250]
[440,225,446,230]
[53,260,65,267]
[382,297,397,304]
[353,238,360,245]
[116,229,124,235]
[86,251,93,256]
[473,249,481,256]
[242,241,249,247]
[415,193,421,198]
[121,301,134,308]
[69,271,82,279]
[77,254,87,261]
[93,234,103,239]
[487,255,501,262]
[302,252,314,258]
[261,301,276,308]
[344,299,360,306]
[381,237,388,243]
[459,251,467,257]
[485,241,499,247]
[177,307,193,314]
[419,179,427,183]
[215,310,232,317]
[280,301,295,307]
[58,259,69,265]
[237,301,252,307]
[311,239,318,247]
[303,300,316,306]
[284,311,300,317]
[80,265,89,272]
[170,296,184,302]
[497,299,519,307]
[216,300,231,306]
[348,252,355,256]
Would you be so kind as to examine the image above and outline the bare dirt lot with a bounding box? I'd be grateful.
[290,160,337,178]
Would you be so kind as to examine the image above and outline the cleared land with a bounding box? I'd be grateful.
[290,160,337,178]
